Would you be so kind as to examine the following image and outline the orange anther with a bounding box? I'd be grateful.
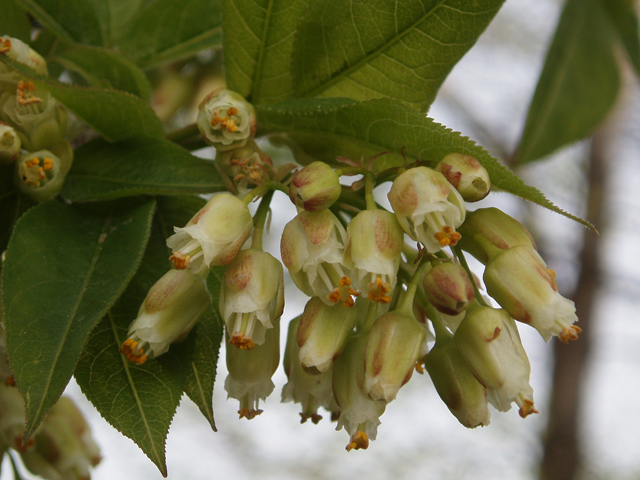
[43,158,54,171]
[230,332,255,350]
[169,252,191,270]
[518,399,539,418]
[558,325,581,344]
[346,431,369,451]
[339,276,352,287]
[0,38,11,54]
[227,107,238,117]
[226,119,238,133]
[435,226,461,247]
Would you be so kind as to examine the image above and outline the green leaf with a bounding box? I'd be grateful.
[291,0,505,110]
[257,97,593,229]
[223,0,310,104]
[513,0,620,164]
[74,195,205,476]
[50,45,152,99]
[600,0,640,77]
[18,0,146,47]
[183,268,224,430]
[118,0,223,68]
[0,56,163,141]
[0,164,35,253]
[2,198,156,439]
[1,0,32,43]
[62,138,225,201]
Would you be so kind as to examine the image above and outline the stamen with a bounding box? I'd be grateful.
[238,407,263,420]
[230,332,255,350]
[415,358,425,374]
[558,325,581,343]
[17,81,42,106]
[434,225,461,247]
[518,398,539,418]
[43,158,54,171]
[210,115,221,126]
[226,119,238,133]
[0,38,11,54]
[300,413,323,424]
[368,276,391,303]
[346,431,369,451]
[120,338,149,364]
[227,107,238,117]
[169,251,191,270]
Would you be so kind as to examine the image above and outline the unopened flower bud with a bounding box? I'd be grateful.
[225,320,280,419]
[281,209,358,307]
[454,304,537,418]
[0,36,48,75]
[0,122,20,163]
[167,192,253,274]
[21,396,101,480]
[297,297,357,374]
[344,209,404,303]
[282,317,333,424]
[220,249,285,350]
[388,167,466,252]
[423,262,475,315]
[484,245,580,343]
[197,89,256,151]
[1,81,67,151]
[15,140,73,202]
[424,333,490,428]
[436,153,491,202]
[119,269,212,364]
[333,334,387,451]
[363,311,425,402]
[289,161,341,211]
[457,208,536,264]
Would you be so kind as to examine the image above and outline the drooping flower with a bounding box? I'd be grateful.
[220,249,285,349]
[282,317,334,424]
[289,161,341,212]
[484,245,580,343]
[333,334,387,451]
[281,209,358,307]
[388,166,466,252]
[0,122,20,164]
[120,268,211,364]
[167,192,253,274]
[343,209,404,304]
[454,303,537,418]
[0,36,48,75]
[422,261,475,316]
[14,141,73,202]
[225,320,280,420]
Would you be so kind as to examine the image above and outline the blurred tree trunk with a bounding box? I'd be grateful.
[539,128,608,480]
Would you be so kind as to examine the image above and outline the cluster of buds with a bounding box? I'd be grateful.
[1,35,71,202]
[116,88,581,453]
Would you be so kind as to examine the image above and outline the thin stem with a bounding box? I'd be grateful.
[241,181,288,205]
[334,166,368,177]
[360,300,380,334]
[251,190,274,251]
[422,301,452,341]
[453,246,488,307]
[396,257,431,315]
[365,173,376,210]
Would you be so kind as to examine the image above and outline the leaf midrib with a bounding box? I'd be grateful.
[300,0,448,98]
[25,212,113,438]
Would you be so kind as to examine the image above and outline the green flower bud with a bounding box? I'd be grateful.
[14,140,73,202]
[197,89,256,151]
[297,297,357,374]
[454,304,537,418]
[282,317,334,424]
[423,262,475,315]
[167,192,253,274]
[333,334,387,451]
[344,209,404,304]
[281,209,358,307]
[119,268,212,364]
[436,153,491,202]
[225,319,280,419]
[457,208,536,264]
[220,249,285,350]
[388,166,466,253]
[363,311,425,402]
[289,161,341,212]
[0,36,48,75]
[484,245,580,343]
[424,333,490,428]
[1,81,67,152]
[0,122,20,164]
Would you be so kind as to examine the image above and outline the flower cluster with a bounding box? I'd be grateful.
[1,36,71,202]
[116,89,581,453]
